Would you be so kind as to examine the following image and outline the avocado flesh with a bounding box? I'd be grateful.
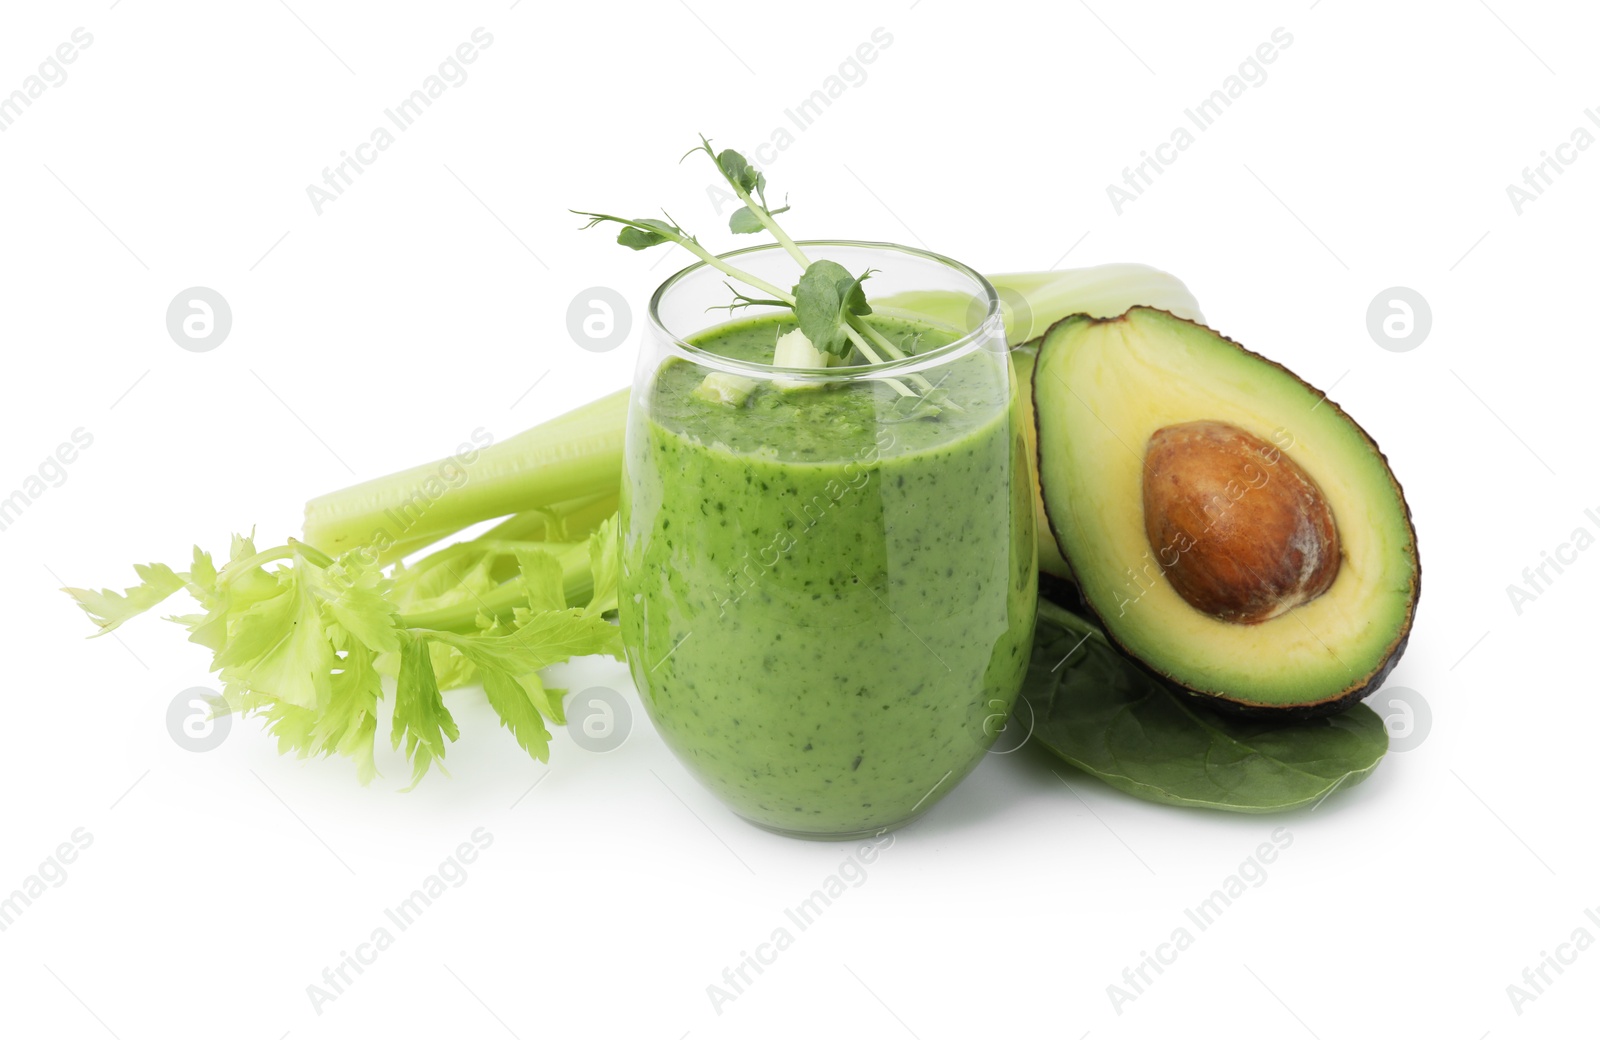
[1011,339,1072,579]
[1032,308,1419,714]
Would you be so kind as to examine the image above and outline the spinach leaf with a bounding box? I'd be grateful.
[1021,599,1388,813]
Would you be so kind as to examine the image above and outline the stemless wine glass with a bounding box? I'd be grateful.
[620,241,1037,840]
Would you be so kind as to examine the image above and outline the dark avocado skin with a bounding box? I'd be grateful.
[1029,309,1421,718]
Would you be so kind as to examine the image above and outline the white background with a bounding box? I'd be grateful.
[1,1,1594,1037]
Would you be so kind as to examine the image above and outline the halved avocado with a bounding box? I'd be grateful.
[1032,308,1419,716]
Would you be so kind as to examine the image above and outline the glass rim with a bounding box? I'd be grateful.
[646,239,1002,381]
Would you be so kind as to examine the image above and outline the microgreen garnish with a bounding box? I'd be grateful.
[577,135,947,402]
[729,202,789,235]
[793,260,876,358]
[706,284,789,315]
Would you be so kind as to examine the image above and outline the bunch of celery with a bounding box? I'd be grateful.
[67,393,628,788]
[66,264,1197,786]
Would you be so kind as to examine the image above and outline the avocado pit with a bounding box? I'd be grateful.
[1141,420,1340,624]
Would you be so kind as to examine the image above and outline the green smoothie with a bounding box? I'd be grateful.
[621,313,1036,837]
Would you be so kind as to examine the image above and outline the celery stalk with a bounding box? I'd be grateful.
[472,492,620,546]
[395,541,592,631]
[301,389,628,558]
[378,491,619,566]
[874,263,1203,345]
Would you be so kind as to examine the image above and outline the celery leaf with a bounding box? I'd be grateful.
[393,636,459,789]
[63,563,185,635]
[67,508,628,786]
[584,517,620,617]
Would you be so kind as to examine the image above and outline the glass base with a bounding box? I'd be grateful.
[735,808,929,843]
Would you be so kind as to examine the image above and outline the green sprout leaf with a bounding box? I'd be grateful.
[687,136,765,198]
[688,135,795,237]
[571,210,686,251]
[715,147,763,195]
[793,260,875,357]
[730,203,789,234]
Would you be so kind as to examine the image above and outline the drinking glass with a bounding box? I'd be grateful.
[621,241,1036,839]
